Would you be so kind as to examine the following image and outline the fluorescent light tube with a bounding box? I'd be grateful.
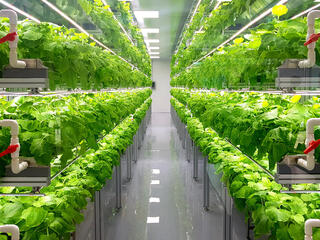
[41,0,90,36]
[141,28,160,37]
[149,52,160,55]
[134,11,159,19]
[150,56,160,59]
[0,0,40,23]
[146,39,160,44]
[214,0,232,10]
[191,0,288,66]
[134,11,159,24]
[149,46,160,50]
[291,4,320,19]
[189,0,203,23]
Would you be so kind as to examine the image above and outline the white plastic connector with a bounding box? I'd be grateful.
[0,9,26,68]
[305,219,320,240]
[298,10,320,68]
[0,120,28,174]
[297,118,320,171]
[0,225,20,240]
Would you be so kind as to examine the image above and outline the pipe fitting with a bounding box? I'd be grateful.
[305,219,320,240]
[297,118,320,171]
[0,225,20,240]
[299,10,320,68]
[0,9,26,69]
[0,120,28,174]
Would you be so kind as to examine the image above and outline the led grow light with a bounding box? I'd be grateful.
[101,0,134,45]
[41,0,148,77]
[148,46,160,50]
[141,28,160,37]
[0,0,40,23]
[291,4,320,19]
[145,39,160,46]
[134,11,159,25]
[214,0,232,10]
[189,0,203,23]
[189,0,288,68]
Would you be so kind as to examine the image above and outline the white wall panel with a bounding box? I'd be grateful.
[151,59,171,112]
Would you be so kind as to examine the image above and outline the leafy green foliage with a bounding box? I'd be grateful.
[171,88,320,170]
[0,89,152,176]
[171,1,317,89]
[0,20,151,90]
[0,92,152,239]
[171,95,320,239]
[74,0,151,75]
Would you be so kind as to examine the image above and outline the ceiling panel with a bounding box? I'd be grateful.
[132,0,194,60]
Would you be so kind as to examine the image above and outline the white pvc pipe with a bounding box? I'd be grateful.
[299,10,320,68]
[0,120,28,174]
[0,225,20,240]
[0,9,26,69]
[305,219,320,240]
[297,118,320,170]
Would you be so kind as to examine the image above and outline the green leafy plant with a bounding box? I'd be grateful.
[0,89,152,176]
[0,92,152,239]
[171,95,320,240]
[0,19,151,90]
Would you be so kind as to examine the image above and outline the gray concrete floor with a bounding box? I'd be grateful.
[104,112,224,240]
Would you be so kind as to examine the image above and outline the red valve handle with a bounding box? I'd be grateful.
[304,33,320,46]
[304,139,320,154]
[0,144,19,158]
[0,32,17,44]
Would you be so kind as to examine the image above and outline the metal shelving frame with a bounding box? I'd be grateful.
[70,105,151,240]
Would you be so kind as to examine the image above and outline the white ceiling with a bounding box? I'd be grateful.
[132,0,195,60]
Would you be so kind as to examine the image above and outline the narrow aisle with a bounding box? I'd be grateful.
[105,112,222,240]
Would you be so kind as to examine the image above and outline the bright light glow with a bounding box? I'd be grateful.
[145,39,160,44]
[147,217,160,223]
[101,0,134,45]
[134,11,159,24]
[149,197,160,203]
[0,0,41,23]
[40,0,148,77]
[291,4,320,19]
[151,180,160,185]
[148,46,160,50]
[149,52,160,55]
[141,28,160,37]
[189,0,203,24]
[152,169,160,174]
[150,56,160,59]
[41,0,90,36]
[214,0,232,10]
[189,0,288,68]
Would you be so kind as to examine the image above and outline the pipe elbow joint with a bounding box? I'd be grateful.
[11,158,28,174]
[0,225,20,240]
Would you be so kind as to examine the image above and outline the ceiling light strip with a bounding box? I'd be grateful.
[189,0,203,23]
[0,0,41,23]
[176,0,288,76]
[198,0,222,31]
[101,0,135,45]
[174,0,217,56]
[41,0,148,77]
[174,0,203,54]
[214,0,232,10]
[291,3,320,19]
